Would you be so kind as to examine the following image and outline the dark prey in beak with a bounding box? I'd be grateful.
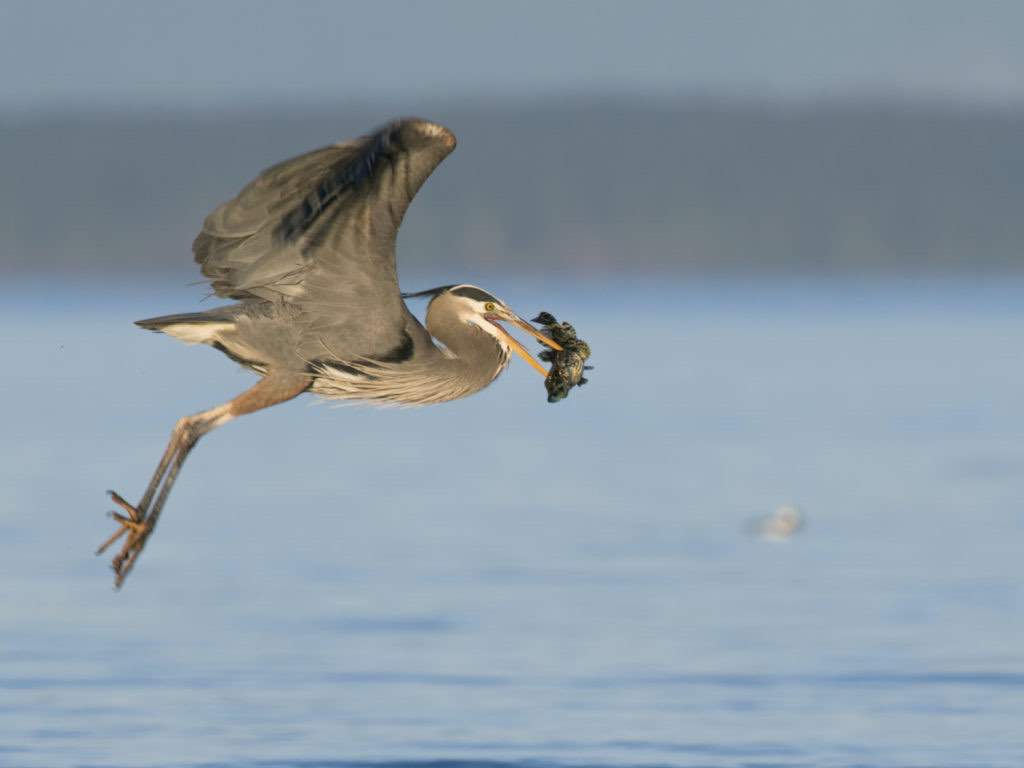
[532,311,593,402]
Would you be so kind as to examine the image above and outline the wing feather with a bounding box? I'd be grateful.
[192,118,456,361]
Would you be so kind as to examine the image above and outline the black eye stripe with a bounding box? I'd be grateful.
[451,286,499,303]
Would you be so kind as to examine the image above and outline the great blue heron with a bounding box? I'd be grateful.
[98,118,562,587]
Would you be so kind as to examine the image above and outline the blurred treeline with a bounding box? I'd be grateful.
[3,98,1023,279]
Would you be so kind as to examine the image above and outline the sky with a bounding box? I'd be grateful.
[2,0,1024,112]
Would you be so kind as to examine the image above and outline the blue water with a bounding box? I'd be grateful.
[1,277,1022,768]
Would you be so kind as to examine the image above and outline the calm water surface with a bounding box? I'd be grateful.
[1,278,1022,768]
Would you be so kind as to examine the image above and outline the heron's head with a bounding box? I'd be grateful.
[405,284,562,376]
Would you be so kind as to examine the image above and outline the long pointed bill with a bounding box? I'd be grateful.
[488,312,563,378]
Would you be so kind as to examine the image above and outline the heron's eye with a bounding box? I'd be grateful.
[483,301,496,312]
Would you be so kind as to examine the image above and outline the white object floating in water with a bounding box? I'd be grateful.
[750,503,805,540]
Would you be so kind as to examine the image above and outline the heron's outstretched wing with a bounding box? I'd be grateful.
[193,118,456,360]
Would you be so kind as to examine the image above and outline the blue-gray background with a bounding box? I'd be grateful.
[1,3,1022,767]
[5,0,1024,107]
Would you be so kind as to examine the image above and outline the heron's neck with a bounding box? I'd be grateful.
[430,318,511,392]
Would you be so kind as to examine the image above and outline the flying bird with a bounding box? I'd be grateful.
[97,118,562,587]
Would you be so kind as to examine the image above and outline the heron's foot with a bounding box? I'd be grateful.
[96,490,151,588]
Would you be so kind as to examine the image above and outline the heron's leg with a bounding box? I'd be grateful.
[99,373,311,588]
[105,404,232,582]
[137,431,188,519]
[96,414,214,557]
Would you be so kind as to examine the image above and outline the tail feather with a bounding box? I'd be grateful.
[136,311,234,345]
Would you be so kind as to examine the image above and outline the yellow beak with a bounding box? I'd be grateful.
[488,311,563,378]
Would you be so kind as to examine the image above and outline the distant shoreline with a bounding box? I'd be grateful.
[4,98,1024,277]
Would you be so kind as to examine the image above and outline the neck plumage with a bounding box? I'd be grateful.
[310,318,511,406]
[429,317,511,396]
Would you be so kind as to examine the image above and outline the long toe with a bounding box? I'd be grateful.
[107,490,143,523]
[95,491,146,556]
[97,490,153,587]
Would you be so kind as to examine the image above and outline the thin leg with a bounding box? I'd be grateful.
[99,373,310,588]
[107,406,229,584]
[95,430,195,559]
[137,432,187,519]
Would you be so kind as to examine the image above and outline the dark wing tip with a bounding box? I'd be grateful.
[392,118,456,150]
[274,118,457,246]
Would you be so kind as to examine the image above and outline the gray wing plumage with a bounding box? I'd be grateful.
[193,118,456,362]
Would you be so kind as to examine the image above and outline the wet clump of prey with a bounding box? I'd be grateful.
[532,311,593,403]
